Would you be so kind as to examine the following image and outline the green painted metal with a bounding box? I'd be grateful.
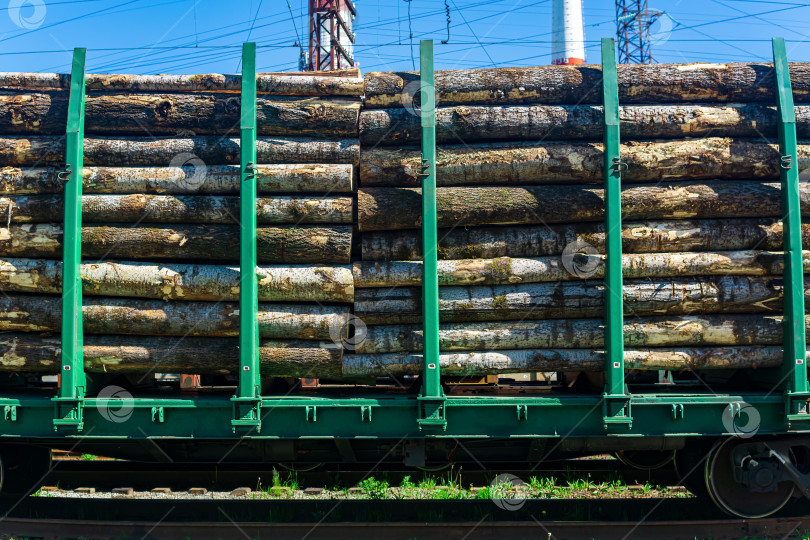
[417,40,446,430]
[232,42,262,430]
[773,38,810,421]
[53,48,87,431]
[600,38,631,429]
[4,393,810,440]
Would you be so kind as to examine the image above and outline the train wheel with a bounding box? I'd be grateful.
[705,438,795,518]
[615,450,674,470]
[0,445,50,495]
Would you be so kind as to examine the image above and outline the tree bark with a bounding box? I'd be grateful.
[353,276,794,324]
[0,258,353,302]
[359,137,810,187]
[355,315,796,354]
[0,92,360,137]
[0,71,363,95]
[0,164,353,194]
[352,251,808,288]
[359,104,810,145]
[0,136,360,167]
[362,63,810,108]
[1,194,353,224]
[343,347,786,377]
[0,334,343,378]
[357,182,804,231]
[361,219,801,261]
[0,223,352,264]
[0,295,349,340]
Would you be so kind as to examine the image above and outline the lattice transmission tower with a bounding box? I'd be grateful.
[306,0,356,71]
[615,0,663,63]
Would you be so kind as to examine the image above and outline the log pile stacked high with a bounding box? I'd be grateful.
[0,70,363,379]
[350,63,810,379]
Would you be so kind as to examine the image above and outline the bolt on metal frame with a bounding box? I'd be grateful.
[53,48,87,431]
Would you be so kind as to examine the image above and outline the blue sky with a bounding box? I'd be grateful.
[2,0,810,74]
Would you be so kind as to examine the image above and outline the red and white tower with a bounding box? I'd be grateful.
[307,0,356,71]
[551,0,585,65]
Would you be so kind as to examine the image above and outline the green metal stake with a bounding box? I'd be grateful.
[54,48,87,430]
[600,38,631,429]
[772,38,810,421]
[232,42,261,430]
[417,39,446,430]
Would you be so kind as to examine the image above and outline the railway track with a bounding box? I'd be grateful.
[0,498,808,539]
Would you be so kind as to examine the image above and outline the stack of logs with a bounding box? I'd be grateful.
[0,70,362,379]
[350,63,810,379]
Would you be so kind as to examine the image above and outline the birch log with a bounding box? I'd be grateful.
[1,194,354,224]
[352,251,810,288]
[343,347,787,377]
[359,138,810,187]
[0,92,360,137]
[0,136,360,166]
[362,63,810,108]
[361,219,804,261]
[357,182,806,231]
[0,334,343,378]
[359,104,810,145]
[0,223,352,263]
[0,295,349,340]
[0,70,363,95]
[355,315,798,354]
[0,258,353,302]
[0,164,354,194]
[353,276,794,324]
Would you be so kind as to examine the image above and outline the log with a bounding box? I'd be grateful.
[362,63,810,108]
[0,136,360,166]
[0,295,350,340]
[357,182,806,231]
[359,137,810,187]
[0,223,352,264]
[0,71,363,95]
[359,104,810,146]
[0,92,360,137]
[0,164,354,194]
[361,219,804,261]
[1,194,354,224]
[353,276,796,324]
[343,347,787,377]
[0,258,353,302]
[0,334,343,378]
[352,251,810,288]
[355,315,796,354]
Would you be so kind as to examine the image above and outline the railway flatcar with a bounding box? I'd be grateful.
[0,38,809,519]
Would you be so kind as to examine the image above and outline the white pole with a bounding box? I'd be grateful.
[551,0,585,65]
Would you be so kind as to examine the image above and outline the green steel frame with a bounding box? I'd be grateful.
[773,38,810,425]
[53,48,87,431]
[232,42,262,431]
[600,38,631,429]
[0,40,808,444]
[417,40,447,430]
